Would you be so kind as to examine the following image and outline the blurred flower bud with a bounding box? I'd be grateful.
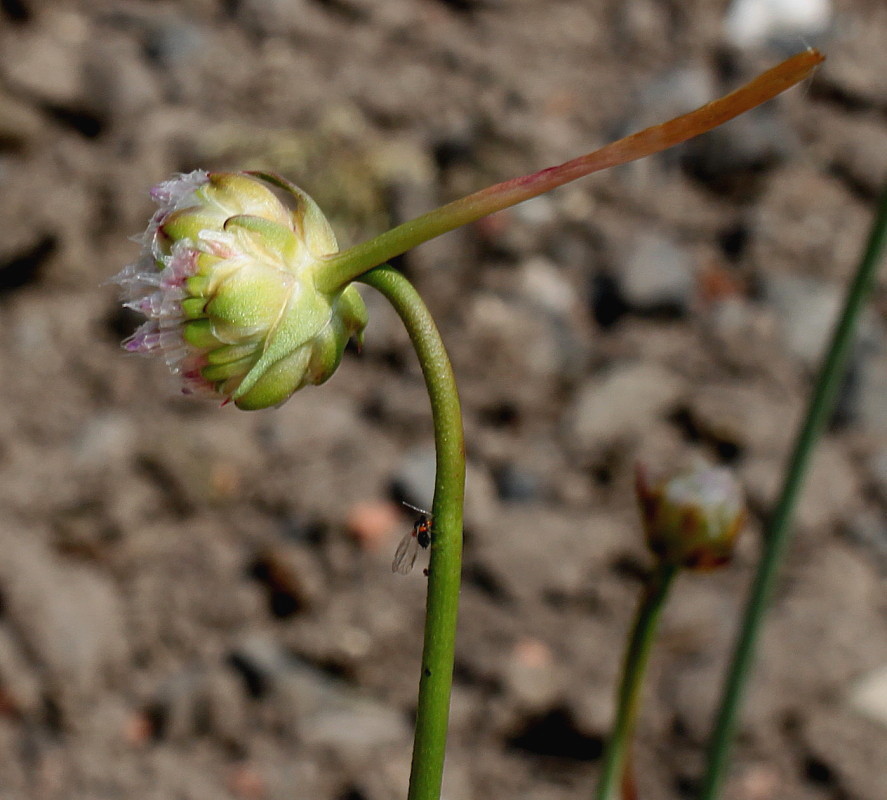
[635,461,745,570]
[114,171,367,410]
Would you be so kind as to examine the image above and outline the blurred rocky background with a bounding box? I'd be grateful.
[0,0,885,798]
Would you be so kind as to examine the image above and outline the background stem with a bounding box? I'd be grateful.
[700,183,887,799]
[358,266,465,800]
[596,563,679,800]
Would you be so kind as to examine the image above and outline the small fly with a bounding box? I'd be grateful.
[392,502,433,575]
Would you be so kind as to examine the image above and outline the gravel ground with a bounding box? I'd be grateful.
[0,1,885,799]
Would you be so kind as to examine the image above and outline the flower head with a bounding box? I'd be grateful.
[114,171,367,410]
[635,460,745,570]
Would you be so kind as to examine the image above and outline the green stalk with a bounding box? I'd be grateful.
[596,563,679,800]
[700,183,887,800]
[357,265,465,800]
[318,51,822,293]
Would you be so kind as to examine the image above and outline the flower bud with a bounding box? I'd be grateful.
[114,171,368,410]
[635,461,745,570]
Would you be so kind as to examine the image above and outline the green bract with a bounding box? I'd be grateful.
[115,171,367,410]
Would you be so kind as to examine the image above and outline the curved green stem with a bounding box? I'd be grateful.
[318,51,822,293]
[357,265,465,800]
[700,183,887,800]
[596,563,679,800]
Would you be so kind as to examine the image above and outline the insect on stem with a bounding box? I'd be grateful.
[392,502,434,575]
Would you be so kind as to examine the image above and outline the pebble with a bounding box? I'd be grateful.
[821,113,887,204]
[146,19,207,69]
[848,665,887,730]
[0,10,90,106]
[0,624,42,717]
[345,500,401,551]
[568,362,684,453]
[250,544,324,617]
[150,668,207,742]
[300,699,409,753]
[83,36,162,125]
[824,13,887,107]
[228,635,408,754]
[0,528,127,719]
[616,231,695,315]
[72,412,135,470]
[724,0,832,49]
[852,351,887,432]
[493,462,541,504]
[515,257,578,318]
[392,445,436,512]
[393,444,499,530]
[742,441,859,531]
[801,705,887,800]
[463,289,590,389]
[685,382,801,456]
[763,273,842,368]
[503,638,562,713]
[0,90,45,151]
[680,107,793,191]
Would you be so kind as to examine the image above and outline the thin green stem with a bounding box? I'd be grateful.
[700,183,887,800]
[357,266,465,800]
[318,51,822,292]
[596,563,679,800]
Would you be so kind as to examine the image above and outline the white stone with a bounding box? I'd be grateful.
[849,665,887,730]
[725,0,832,48]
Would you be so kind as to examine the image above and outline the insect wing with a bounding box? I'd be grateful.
[392,530,419,575]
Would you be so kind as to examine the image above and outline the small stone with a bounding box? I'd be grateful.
[204,667,249,743]
[821,114,887,199]
[72,412,135,470]
[764,273,842,367]
[802,705,887,800]
[122,711,153,748]
[824,13,887,107]
[0,90,45,150]
[146,19,207,68]
[743,442,859,531]
[227,764,266,800]
[568,362,684,453]
[392,445,436,512]
[846,347,887,434]
[617,231,695,315]
[301,698,409,753]
[680,107,793,191]
[150,668,207,742]
[250,544,323,617]
[724,0,832,49]
[686,382,802,456]
[0,624,41,717]
[345,500,400,551]
[842,510,887,567]
[504,639,562,712]
[494,462,541,503]
[515,257,577,317]
[462,290,590,392]
[848,665,887,730]
[82,36,161,125]
[735,764,782,800]
[1,10,89,106]
[149,663,247,745]
[0,528,127,719]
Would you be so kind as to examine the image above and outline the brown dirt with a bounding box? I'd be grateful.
[0,1,885,799]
